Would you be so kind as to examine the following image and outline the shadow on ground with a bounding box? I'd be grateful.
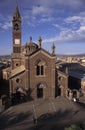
[0,108,73,130]
[0,110,32,130]
[0,99,85,130]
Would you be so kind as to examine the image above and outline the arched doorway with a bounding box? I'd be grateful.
[37,83,44,98]
[57,84,62,96]
[73,89,77,98]
[58,88,61,96]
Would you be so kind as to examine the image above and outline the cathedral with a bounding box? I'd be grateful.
[9,5,57,99]
[3,6,83,102]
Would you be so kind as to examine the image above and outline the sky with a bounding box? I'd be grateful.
[0,0,85,55]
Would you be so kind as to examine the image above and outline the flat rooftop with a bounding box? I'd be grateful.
[69,71,85,81]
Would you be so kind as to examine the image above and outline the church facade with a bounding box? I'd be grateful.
[2,6,85,102]
[9,6,57,99]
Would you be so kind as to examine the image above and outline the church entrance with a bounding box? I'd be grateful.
[57,88,61,96]
[37,84,44,98]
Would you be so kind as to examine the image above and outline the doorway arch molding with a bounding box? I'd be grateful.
[36,82,47,98]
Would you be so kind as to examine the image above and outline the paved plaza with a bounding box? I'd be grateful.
[0,97,85,130]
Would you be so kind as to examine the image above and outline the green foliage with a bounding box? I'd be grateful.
[64,124,82,130]
[64,127,73,130]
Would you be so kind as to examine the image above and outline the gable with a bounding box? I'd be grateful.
[30,49,56,59]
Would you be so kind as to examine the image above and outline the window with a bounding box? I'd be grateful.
[36,65,44,76]
[16,63,19,66]
[14,47,20,53]
[37,65,40,75]
[14,23,19,31]
[41,65,44,75]
[16,78,20,83]
[36,61,45,76]
[58,76,61,81]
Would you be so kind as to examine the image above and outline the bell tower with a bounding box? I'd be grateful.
[12,5,21,53]
[11,5,22,69]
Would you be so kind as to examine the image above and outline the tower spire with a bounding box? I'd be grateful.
[13,4,21,20]
[38,37,42,48]
[52,42,55,55]
[16,0,18,5]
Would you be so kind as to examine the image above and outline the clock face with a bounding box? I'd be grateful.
[15,39,20,44]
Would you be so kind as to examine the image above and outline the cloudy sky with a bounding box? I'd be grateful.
[0,0,85,55]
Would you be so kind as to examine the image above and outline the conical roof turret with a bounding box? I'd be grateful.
[13,5,21,19]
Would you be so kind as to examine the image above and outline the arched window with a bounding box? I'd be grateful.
[37,65,40,75]
[36,60,45,76]
[41,65,44,75]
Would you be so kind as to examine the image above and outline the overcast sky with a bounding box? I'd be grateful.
[0,0,85,55]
